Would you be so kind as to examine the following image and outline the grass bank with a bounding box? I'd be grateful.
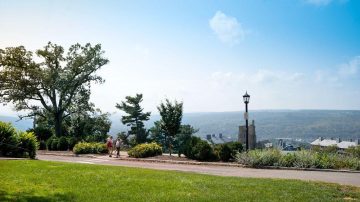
[0,160,359,201]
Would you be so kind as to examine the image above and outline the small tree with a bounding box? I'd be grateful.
[115,94,151,145]
[157,99,183,156]
[175,125,198,157]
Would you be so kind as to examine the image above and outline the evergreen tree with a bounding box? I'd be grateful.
[157,99,183,156]
[115,94,151,145]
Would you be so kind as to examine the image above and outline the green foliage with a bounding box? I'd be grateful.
[57,136,69,151]
[175,125,198,157]
[215,142,244,162]
[27,125,53,141]
[128,142,162,158]
[70,110,111,142]
[183,136,217,161]
[0,121,38,158]
[116,94,151,145]
[73,142,107,154]
[157,99,183,156]
[0,121,18,156]
[279,153,297,167]
[17,131,39,159]
[46,136,58,151]
[39,140,47,150]
[0,42,109,137]
[67,137,77,150]
[237,149,282,168]
[236,149,360,170]
[346,146,360,158]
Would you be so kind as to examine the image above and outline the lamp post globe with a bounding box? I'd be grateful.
[243,91,250,151]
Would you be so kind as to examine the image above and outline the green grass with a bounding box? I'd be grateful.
[0,160,359,202]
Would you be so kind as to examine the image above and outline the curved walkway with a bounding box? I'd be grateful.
[36,154,360,187]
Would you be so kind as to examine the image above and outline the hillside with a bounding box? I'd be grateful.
[2,110,360,142]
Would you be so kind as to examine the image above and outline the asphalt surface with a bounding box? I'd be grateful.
[35,154,360,187]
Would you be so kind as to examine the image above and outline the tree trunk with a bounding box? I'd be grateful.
[168,136,172,156]
[54,112,63,137]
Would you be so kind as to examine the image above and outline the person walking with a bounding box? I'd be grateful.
[107,136,113,157]
[115,137,121,158]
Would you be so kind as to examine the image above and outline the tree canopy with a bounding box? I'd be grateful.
[0,42,108,136]
[115,94,151,145]
[157,99,183,156]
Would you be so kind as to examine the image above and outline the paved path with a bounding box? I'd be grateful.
[36,154,360,187]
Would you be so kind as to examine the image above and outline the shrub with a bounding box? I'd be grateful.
[192,141,218,161]
[46,136,57,150]
[183,136,201,159]
[51,138,59,151]
[39,140,47,150]
[73,142,107,154]
[0,122,18,156]
[17,131,39,159]
[128,142,162,158]
[57,136,69,151]
[346,146,360,158]
[279,153,296,167]
[293,150,317,168]
[216,144,232,162]
[236,149,282,168]
[216,142,244,162]
[68,137,77,150]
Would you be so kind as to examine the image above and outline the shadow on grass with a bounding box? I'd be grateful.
[0,190,75,202]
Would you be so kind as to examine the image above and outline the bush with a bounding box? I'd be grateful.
[236,149,360,170]
[346,146,360,158]
[68,137,77,150]
[51,138,59,151]
[57,136,69,151]
[17,131,39,159]
[182,136,217,161]
[73,142,107,154]
[46,136,57,150]
[0,122,18,156]
[216,142,244,162]
[279,153,296,167]
[236,149,282,168]
[39,140,47,150]
[128,142,162,158]
[192,141,218,161]
[293,150,317,168]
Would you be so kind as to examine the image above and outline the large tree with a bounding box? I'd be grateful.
[0,42,108,136]
[115,94,151,145]
[157,99,183,156]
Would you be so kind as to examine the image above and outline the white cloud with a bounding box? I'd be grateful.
[338,56,360,77]
[209,11,245,45]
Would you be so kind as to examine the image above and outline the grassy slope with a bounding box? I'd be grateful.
[0,160,359,202]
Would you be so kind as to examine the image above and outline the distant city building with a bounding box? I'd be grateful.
[205,133,235,144]
[239,120,256,150]
[310,137,359,150]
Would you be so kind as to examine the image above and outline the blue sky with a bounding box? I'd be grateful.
[0,0,359,115]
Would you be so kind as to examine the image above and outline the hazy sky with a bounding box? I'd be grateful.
[0,0,360,116]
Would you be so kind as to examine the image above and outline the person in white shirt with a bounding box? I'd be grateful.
[115,137,121,158]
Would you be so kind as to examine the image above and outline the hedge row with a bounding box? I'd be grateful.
[0,121,39,159]
[236,148,360,170]
[45,136,77,151]
[128,142,162,158]
[73,142,108,154]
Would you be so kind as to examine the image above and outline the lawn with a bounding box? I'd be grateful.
[0,160,359,202]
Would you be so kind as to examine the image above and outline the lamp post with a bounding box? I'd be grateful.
[243,91,250,151]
